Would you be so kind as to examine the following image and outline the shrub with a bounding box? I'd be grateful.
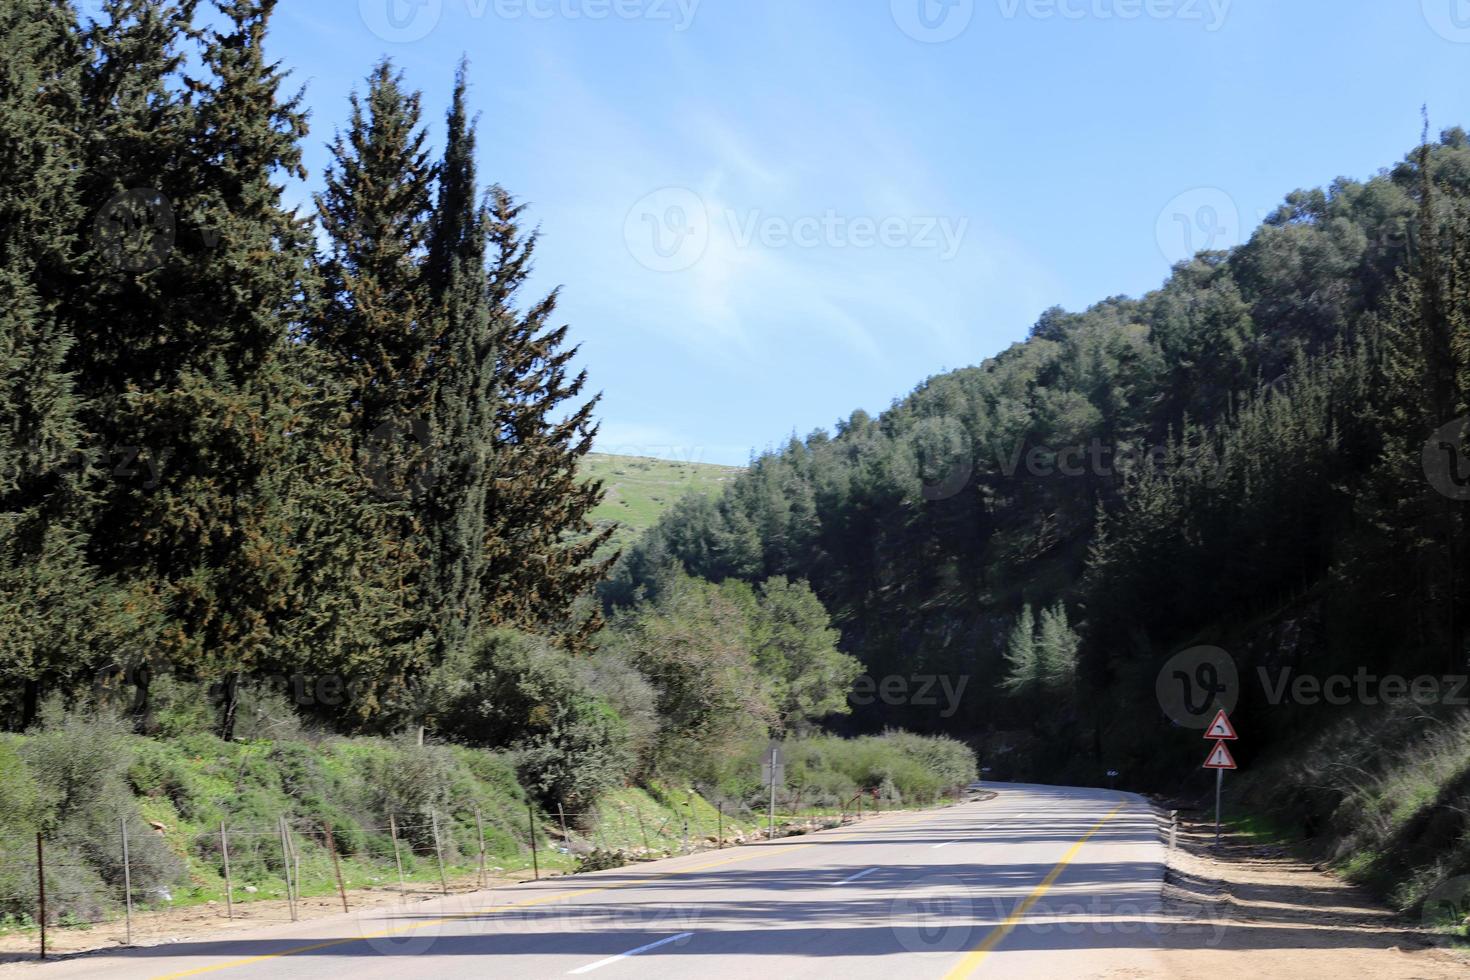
[434,629,634,809]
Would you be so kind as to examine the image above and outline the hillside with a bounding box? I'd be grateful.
[582,453,743,557]
[603,130,1470,912]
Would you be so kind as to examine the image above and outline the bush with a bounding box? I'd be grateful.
[705,731,977,810]
[433,629,634,809]
[11,702,186,920]
[574,848,628,872]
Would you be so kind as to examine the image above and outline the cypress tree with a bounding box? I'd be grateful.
[313,59,437,440]
[480,186,614,649]
[0,0,104,728]
[73,0,312,737]
[303,59,442,724]
[422,64,496,665]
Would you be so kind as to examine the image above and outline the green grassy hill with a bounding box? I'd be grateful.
[582,453,743,557]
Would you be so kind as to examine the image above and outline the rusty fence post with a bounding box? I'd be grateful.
[389,813,407,899]
[475,809,487,889]
[120,817,133,945]
[35,833,46,960]
[429,810,449,896]
[324,822,349,913]
[527,802,540,881]
[220,822,234,919]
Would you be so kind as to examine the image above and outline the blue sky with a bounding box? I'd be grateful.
[268,2,1469,463]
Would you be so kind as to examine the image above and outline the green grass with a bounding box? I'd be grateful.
[580,453,743,557]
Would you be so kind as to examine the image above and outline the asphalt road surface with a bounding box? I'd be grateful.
[22,784,1182,979]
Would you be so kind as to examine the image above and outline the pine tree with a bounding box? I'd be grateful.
[1349,129,1470,672]
[72,0,312,737]
[479,186,614,649]
[421,64,496,665]
[304,60,442,725]
[1036,600,1079,694]
[0,0,105,728]
[313,59,437,440]
[1000,604,1039,696]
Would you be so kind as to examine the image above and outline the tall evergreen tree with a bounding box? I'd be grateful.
[1348,130,1470,672]
[479,186,614,648]
[303,60,442,724]
[1001,604,1039,696]
[1035,601,1079,694]
[313,59,437,440]
[421,64,496,665]
[72,0,312,737]
[0,0,110,728]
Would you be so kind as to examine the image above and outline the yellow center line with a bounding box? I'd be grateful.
[149,837,824,979]
[940,801,1126,980]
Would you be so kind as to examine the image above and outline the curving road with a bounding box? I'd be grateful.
[18,784,1179,979]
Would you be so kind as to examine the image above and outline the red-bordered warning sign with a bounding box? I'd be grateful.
[1203,709,1238,740]
[1203,740,1237,770]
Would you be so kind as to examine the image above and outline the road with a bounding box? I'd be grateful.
[18,784,1181,979]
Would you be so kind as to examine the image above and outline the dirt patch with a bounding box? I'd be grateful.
[1152,809,1470,979]
[0,869,540,965]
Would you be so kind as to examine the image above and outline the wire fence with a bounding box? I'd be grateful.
[0,789,962,960]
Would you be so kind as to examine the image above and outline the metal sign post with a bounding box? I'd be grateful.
[1201,711,1239,847]
[761,742,783,840]
[1215,767,1223,845]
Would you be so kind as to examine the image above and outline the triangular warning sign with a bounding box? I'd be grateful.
[1203,740,1237,770]
[1203,709,1238,740]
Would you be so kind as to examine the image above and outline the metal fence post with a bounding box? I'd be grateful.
[717,804,723,849]
[475,809,487,889]
[527,801,540,881]
[278,816,298,922]
[389,813,406,899]
[35,832,46,960]
[324,822,349,913]
[220,822,234,919]
[429,810,449,896]
[120,817,133,945]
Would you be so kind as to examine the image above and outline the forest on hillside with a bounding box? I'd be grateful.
[605,125,1470,893]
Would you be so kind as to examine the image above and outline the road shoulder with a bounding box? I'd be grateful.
[1151,812,1470,979]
